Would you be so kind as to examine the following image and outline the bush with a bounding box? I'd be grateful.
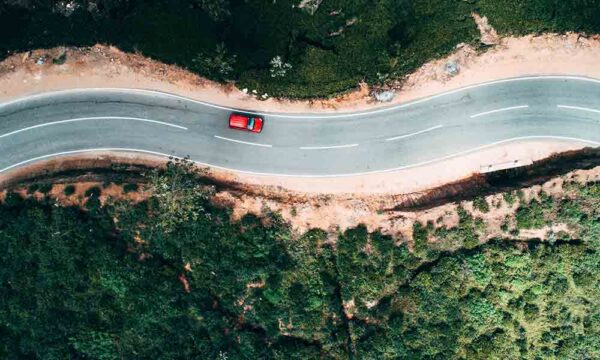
[52,52,66,64]
[123,183,139,193]
[27,183,53,194]
[39,183,53,194]
[63,185,76,196]
[473,197,490,213]
[84,186,101,198]
[515,198,552,230]
[27,184,40,194]
[503,192,516,206]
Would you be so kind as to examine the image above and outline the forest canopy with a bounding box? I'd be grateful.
[1,160,600,359]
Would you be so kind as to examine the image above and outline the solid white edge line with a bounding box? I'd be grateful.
[213,135,272,148]
[385,124,444,142]
[300,144,359,150]
[1,136,598,177]
[2,75,600,119]
[470,105,529,119]
[0,116,187,139]
[557,105,600,114]
[0,149,176,174]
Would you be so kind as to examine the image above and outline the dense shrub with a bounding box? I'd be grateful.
[38,183,53,194]
[84,186,101,198]
[63,184,76,196]
[26,184,39,194]
[123,183,138,193]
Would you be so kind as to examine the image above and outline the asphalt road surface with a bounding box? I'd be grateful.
[1,75,600,177]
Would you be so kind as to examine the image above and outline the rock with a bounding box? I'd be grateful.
[298,0,323,15]
[346,17,358,26]
[472,12,500,46]
[444,60,460,76]
[373,90,396,102]
[21,51,31,63]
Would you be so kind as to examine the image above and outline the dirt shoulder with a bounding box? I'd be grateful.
[219,140,593,195]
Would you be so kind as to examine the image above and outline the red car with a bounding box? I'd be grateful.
[229,113,264,133]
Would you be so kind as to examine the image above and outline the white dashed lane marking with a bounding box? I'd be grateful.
[299,144,359,150]
[385,125,444,142]
[557,105,600,116]
[213,135,273,148]
[470,105,529,119]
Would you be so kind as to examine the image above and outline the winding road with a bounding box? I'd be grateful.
[1,75,599,177]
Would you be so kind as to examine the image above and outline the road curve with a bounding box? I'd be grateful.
[1,75,600,177]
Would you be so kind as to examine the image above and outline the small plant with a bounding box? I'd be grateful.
[3,192,23,208]
[195,0,230,21]
[27,184,40,194]
[39,184,53,194]
[474,218,486,233]
[515,200,546,230]
[517,190,526,202]
[123,183,139,194]
[85,196,101,211]
[63,185,76,196]
[192,43,236,81]
[52,52,67,65]
[503,191,516,206]
[473,196,490,213]
[500,217,510,232]
[269,56,292,78]
[85,186,102,198]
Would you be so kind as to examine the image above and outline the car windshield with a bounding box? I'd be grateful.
[247,117,255,130]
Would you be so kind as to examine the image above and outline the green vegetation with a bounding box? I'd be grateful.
[84,186,102,198]
[431,207,484,251]
[1,160,600,358]
[26,184,40,194]
[26,183,52,194]
[38,183,53,194]
[473,196,490,213]
[51,51,67,65]
[123,183,138,193]
[2,0,600,98]
[503,191,516,206]
[63,184,76,196]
